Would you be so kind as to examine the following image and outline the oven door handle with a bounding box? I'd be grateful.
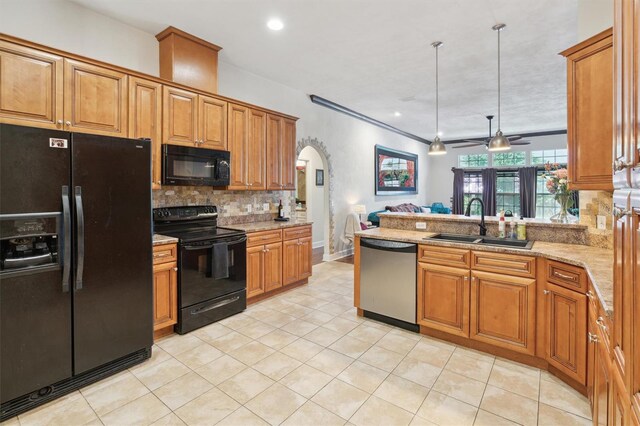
[182,236,247,251]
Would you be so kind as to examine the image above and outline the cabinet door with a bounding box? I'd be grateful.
[544,282,588,385]
[64,59,127,136]
[470,271,536,355]
[594,322,612,426]
[613,190,633,386]
[612,375,631,426]
[634,206,640,422]
[199,95,227,149]
[246,245,265,299]
[266,114,283,190]
[247,109,267,190]
[588,309,598,407]
[153,261,178,330]
[282,238,299,285]
[281,118,297,190]
[128,77,162,188]
[417,263,470,338]
[264,242,283,291]
[297,236,312,282]
[565,32,613,190]
[162,86,197,146]
[0,41,63,129]
[227,103,249,189]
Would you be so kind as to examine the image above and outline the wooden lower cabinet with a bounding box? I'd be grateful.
[152,243,178,339]
[283,236,312,285]
[612,372,631,426]
[592,309,612,426]
[247,243,282,298]
[417,262,470,337]
[470,270,536,355]
[543,281,588,385]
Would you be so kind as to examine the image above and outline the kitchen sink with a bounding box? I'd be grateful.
[425,233,533,250]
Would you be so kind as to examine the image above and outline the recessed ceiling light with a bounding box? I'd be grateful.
[394,111,401,117]
[267,18,284,31]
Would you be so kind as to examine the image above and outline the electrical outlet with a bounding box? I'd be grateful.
[263,203,270,211]
[597,215,606,230]
[416,222,427,230]
[246,204,252,213]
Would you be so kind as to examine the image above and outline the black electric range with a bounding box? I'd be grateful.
[153,206,247,334]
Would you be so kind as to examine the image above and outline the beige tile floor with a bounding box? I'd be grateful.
[3,261,592,426]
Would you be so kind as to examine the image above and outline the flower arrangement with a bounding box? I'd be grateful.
[542,162,578,223]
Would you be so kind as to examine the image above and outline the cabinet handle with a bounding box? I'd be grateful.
[586,290,594,300]
[65,121,71,126]
[596,316,608,331]
[543,290,550,295]
[173,267,178,271]
[613,160,633,171]
[154,252,171,258]
[57,119,63,125]
[464,276,469,281]
[588,332,599,344]
[613,207,631,218]
[553,271,576,281]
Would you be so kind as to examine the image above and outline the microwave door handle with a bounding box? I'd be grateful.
[61,186,71,293]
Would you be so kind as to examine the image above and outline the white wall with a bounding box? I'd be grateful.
[298,147,325,249]
[1,0,159,76]
[577,0,614,40]
[426,134,568,208]
[2,0,429,257]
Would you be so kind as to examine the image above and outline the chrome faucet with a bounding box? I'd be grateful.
[464,197,487,236]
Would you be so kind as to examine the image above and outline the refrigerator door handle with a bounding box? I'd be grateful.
[62,186,71,293]
[74,186,85,290]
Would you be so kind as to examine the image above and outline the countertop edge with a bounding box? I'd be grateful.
[222,220,313,233]
[152,234,179,246]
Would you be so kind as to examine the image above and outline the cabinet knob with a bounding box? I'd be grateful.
[613,159,633,171]
[65,121,71,126]
[543,290,550,295]
[586,290,594,300]
[173,267,178,271]
[57,119,63,125]
[588,332,599,344]
[596,316,607,331]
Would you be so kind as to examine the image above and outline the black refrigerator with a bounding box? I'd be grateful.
[0,124,153,420]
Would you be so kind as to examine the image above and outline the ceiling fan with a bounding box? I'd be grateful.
[452,115,531,149]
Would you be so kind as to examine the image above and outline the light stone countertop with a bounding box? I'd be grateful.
[223,218,313,233]
[379,212,588,229]
[356,227,614,317]
[152,234,178,246]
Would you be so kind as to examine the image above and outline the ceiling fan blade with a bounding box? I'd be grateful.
[506,135,523,141]
[461,139,487,144]
[509,141,531,145]
[452,143,486,149]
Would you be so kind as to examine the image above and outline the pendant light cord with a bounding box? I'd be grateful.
[497,27,501,131]
[435,44,439,136]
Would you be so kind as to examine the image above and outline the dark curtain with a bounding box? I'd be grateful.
[481,168,497,216]
[519,167,538,218]
[452,168,465,214]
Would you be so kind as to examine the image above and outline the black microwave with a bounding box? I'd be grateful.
[162,145,231,186]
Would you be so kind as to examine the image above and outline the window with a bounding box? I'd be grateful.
[496,171,520,217]
[492,152,526,166]
[531,149,568,165]
[458,154,489,168]
[463,172,483,215]
[535,171,560,219]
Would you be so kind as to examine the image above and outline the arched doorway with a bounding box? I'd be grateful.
[296,138,334,261]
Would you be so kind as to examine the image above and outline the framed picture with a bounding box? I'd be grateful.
[375,145,418,195]
[315,169,324,186]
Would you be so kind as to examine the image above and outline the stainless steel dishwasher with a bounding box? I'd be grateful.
[359,238,418,331]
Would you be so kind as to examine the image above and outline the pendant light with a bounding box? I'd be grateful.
[487,23,511,152]
[428,41,447,155]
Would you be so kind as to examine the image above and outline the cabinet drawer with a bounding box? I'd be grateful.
[283,225,312,241]
[471,250,536,278]
[247,229,282,247]
[546,260,587,293]
[153,243,177,264]
[419,245,470,268]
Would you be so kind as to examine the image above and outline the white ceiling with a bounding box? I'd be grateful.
[71,0,578,140]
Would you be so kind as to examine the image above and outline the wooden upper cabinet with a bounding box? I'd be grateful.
[64,59,127,136]
[417,263,470,338]
[543,281,588,385]
[0,41,63,129]
[128,77,162,188]
[198,95,227,149]
[282,118,297,190]
[561,28,613,191]
[247,109,267,190]
[470,271,536,355]
[162,86,197,146]
[227,103,249,189]
[266,114,283,190]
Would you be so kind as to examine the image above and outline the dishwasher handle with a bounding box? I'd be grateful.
[360,238,417,253]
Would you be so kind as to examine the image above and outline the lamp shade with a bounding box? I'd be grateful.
[428,136,447,155]
[352,204,367,215]
[487,130,511,151]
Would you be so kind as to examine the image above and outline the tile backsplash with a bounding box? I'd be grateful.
[578,190,614,249]
[153,187,296,225]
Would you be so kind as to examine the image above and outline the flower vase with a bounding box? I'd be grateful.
[550,193,578,224]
